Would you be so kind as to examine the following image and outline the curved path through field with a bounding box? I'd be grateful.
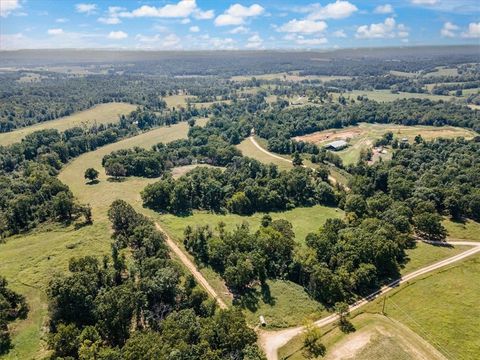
[249,136,340,187]
[258,240,480,360]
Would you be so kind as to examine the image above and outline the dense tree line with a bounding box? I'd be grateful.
[0,277,28,355]
[349,138,480,223]
[46,200,263,359]
[142,158,337,215]
[184,218,295,291]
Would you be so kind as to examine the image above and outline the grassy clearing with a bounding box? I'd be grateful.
[279,313,446,360]
[0,102,137,146]
[425,67,459,77]
[156,205,343,246]
[443,218,480,242]
[365,254,480,360]
[243,280,326,329]
[342,89,455,102]
[163,95,230,109]
[0,120,206,358]
[400,242,468,275]
[295,122,477,165]
[231,72,351,82]
[389,70,419,78]
[237,137,293,171]
[279,254,480,360]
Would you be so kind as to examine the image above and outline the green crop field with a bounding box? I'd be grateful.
[295,122,477,165]
[279,253,480,360]
[0,102,137,146]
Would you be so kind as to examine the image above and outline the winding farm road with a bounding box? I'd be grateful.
[154,222,228,309]
[258,240,480,360]
[249,136,340,186]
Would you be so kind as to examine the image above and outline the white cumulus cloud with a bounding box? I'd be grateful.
[246,34,263,48]
[75,3,97,15]
[1,0,21,17]
[108,30,128,39]
[279,19,327,34]
[47,28,64,35]
[410,0,438,4]
[189,26,200,32]
[118,0,212,19]
[332,29,347,38]
[230,26,249,34]
[374,4,394,14]
[297,1,357,20]
[214,3,264,26]
[462,22,480,38]
[440,22,459,37]
[356,17,408,39]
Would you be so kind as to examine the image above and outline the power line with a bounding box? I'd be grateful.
[385,297,460,360]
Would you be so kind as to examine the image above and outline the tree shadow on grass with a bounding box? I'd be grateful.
[235,282,276,312]
[86,179,99,185]
[107,177,127,183]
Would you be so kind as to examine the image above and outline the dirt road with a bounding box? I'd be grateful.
[154,222,228,309]
[249,136,340,186]
[259,241,480,360]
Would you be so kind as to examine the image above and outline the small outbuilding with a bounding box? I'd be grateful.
[324,140,348,151]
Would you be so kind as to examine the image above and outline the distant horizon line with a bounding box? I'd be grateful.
[1,44,478,53]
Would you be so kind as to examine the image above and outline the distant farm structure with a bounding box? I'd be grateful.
[324,140,348,151]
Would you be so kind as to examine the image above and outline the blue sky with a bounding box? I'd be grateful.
[1,0,479,50]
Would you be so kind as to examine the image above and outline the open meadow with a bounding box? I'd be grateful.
[0,102,136,146]
[278,252,480,360]
[294,123,477,165]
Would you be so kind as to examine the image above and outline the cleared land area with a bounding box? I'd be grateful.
[157,205,343,246]
[341,89,455,102]
[443,218,480,242]
[0,120,206,359]
[279,313,446,360]
[237,136,292,170]
[0,102,136,146]
[278,252,480,360]
[231,72,351,82]
[163,94,231,109]
[294,123,477,165]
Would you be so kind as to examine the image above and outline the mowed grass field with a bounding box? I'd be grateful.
[278,313,446,360]
[0,120,206,359]
[279,252,480,360]
[295,123,477,165]
[443,218,480,242]
[0,102,137,146]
